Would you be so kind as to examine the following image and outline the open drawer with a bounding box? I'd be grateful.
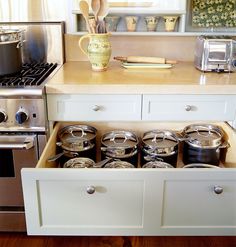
[21,122,236,236]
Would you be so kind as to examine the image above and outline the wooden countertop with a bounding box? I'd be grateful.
[46,61,236,94]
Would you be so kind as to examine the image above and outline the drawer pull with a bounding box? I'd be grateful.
[92,105,100,111]
[214,186,223,195]
[185,105,192,111]
[86,186,95,194]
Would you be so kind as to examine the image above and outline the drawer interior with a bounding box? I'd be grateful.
[37,121,236,169]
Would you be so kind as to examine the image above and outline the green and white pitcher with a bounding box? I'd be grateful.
[79,33,111,72]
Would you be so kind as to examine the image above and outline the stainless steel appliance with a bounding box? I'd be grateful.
[194,36,236,72]
[0,21,64,231]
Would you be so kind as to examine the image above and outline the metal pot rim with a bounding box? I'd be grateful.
[182,124,225,148]
[183,163,220,168]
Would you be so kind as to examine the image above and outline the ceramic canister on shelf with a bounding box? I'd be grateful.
[144,16,159,32]
[105,16,121,32]
[163,16,179,32]
[125,16,139,32]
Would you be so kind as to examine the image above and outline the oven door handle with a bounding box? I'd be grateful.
[0,136,35,150]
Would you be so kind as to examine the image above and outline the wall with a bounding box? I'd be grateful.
[65,34,196,62]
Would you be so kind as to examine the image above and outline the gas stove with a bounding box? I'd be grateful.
[0,63,57,88]
[0,21,64,232]
[0,21,64,132]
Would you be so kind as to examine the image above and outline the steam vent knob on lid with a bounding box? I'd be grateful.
[15,108,28,124]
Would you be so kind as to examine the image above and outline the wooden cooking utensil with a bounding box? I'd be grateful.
[79,0,91,33]
[114,56,178,64]
[96,0,109,33]
[91,0,100,22]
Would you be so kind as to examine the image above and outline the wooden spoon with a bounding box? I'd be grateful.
[97,0,109,33]
[91,0,100,22]
[79,0,91,33]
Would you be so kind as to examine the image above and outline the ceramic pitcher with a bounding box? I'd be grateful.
[79,33,111,72]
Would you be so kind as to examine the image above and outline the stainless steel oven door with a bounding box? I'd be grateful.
[0,134,38,206]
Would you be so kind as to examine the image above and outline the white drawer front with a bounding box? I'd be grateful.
[157,171,236,236]
[21,169,161,236]
[142,95,236,121]
[47,94,142,121]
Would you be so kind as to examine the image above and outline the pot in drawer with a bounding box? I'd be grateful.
[101,130,139,167]
[182,123,230,166]
[104,160,135,168]
[56,124,97,164]
[141,130,179,167]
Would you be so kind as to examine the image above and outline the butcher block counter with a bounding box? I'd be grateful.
[46,61,236,95]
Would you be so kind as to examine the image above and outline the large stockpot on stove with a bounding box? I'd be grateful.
[0,28,24,75]
[181,124,229,166]
[101,130,139,167]
[55,124,97,165]
[141,130,179,167]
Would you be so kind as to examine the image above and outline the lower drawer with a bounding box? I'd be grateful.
[21,122,236,236]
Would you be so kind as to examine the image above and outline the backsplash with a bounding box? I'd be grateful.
[65,34,196,62]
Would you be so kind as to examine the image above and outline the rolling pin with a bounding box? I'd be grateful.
[114,56,177,64]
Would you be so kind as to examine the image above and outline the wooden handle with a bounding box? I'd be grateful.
[114,56,177,64]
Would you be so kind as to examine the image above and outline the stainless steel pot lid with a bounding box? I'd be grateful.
[143,161,174,168]
[182,124,224,148]
[58,125,97,151]
[142,130,179,148]
[104,161,135,168]
[101,130,138,148]
[63,157,95,168]
[0,28,23,42]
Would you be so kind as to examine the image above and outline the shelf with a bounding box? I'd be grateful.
[72,9,187,15]
[69,31,236,37]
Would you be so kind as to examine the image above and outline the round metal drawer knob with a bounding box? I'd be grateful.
[92,105,100,111]
[214,185,223,194]
[86,186,95,194]
[185,105,192,111]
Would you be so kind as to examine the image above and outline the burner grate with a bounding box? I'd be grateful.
[0,63,57,88]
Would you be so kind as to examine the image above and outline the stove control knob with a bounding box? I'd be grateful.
[15,109,28,124]
[0,110,7,123]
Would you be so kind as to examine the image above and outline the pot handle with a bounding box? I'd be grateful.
[16,40,26,49]
[218,141,230,149]
[110,133,128,144]
[70,127,86,138]
[78,34,91,57]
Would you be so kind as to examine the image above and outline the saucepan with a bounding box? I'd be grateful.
[101,130,139,167]
[181,124,230,166]
[141,130,179,167]
[0,28,25,75]
[48,124,97,164]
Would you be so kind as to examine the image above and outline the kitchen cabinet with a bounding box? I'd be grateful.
[21,62,236,236]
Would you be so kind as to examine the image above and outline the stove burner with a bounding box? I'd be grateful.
[0,63,57,87]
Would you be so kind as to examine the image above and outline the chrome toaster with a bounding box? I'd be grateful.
[194,36,236,72]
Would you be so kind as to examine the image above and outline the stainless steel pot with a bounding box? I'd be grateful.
[101,130,139,166]
[49,125,97,164]
[141,130,179,167]
[142,161,174,168]
[104,160,135,168]
[0,29,24,75]
[181,124,229,166]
